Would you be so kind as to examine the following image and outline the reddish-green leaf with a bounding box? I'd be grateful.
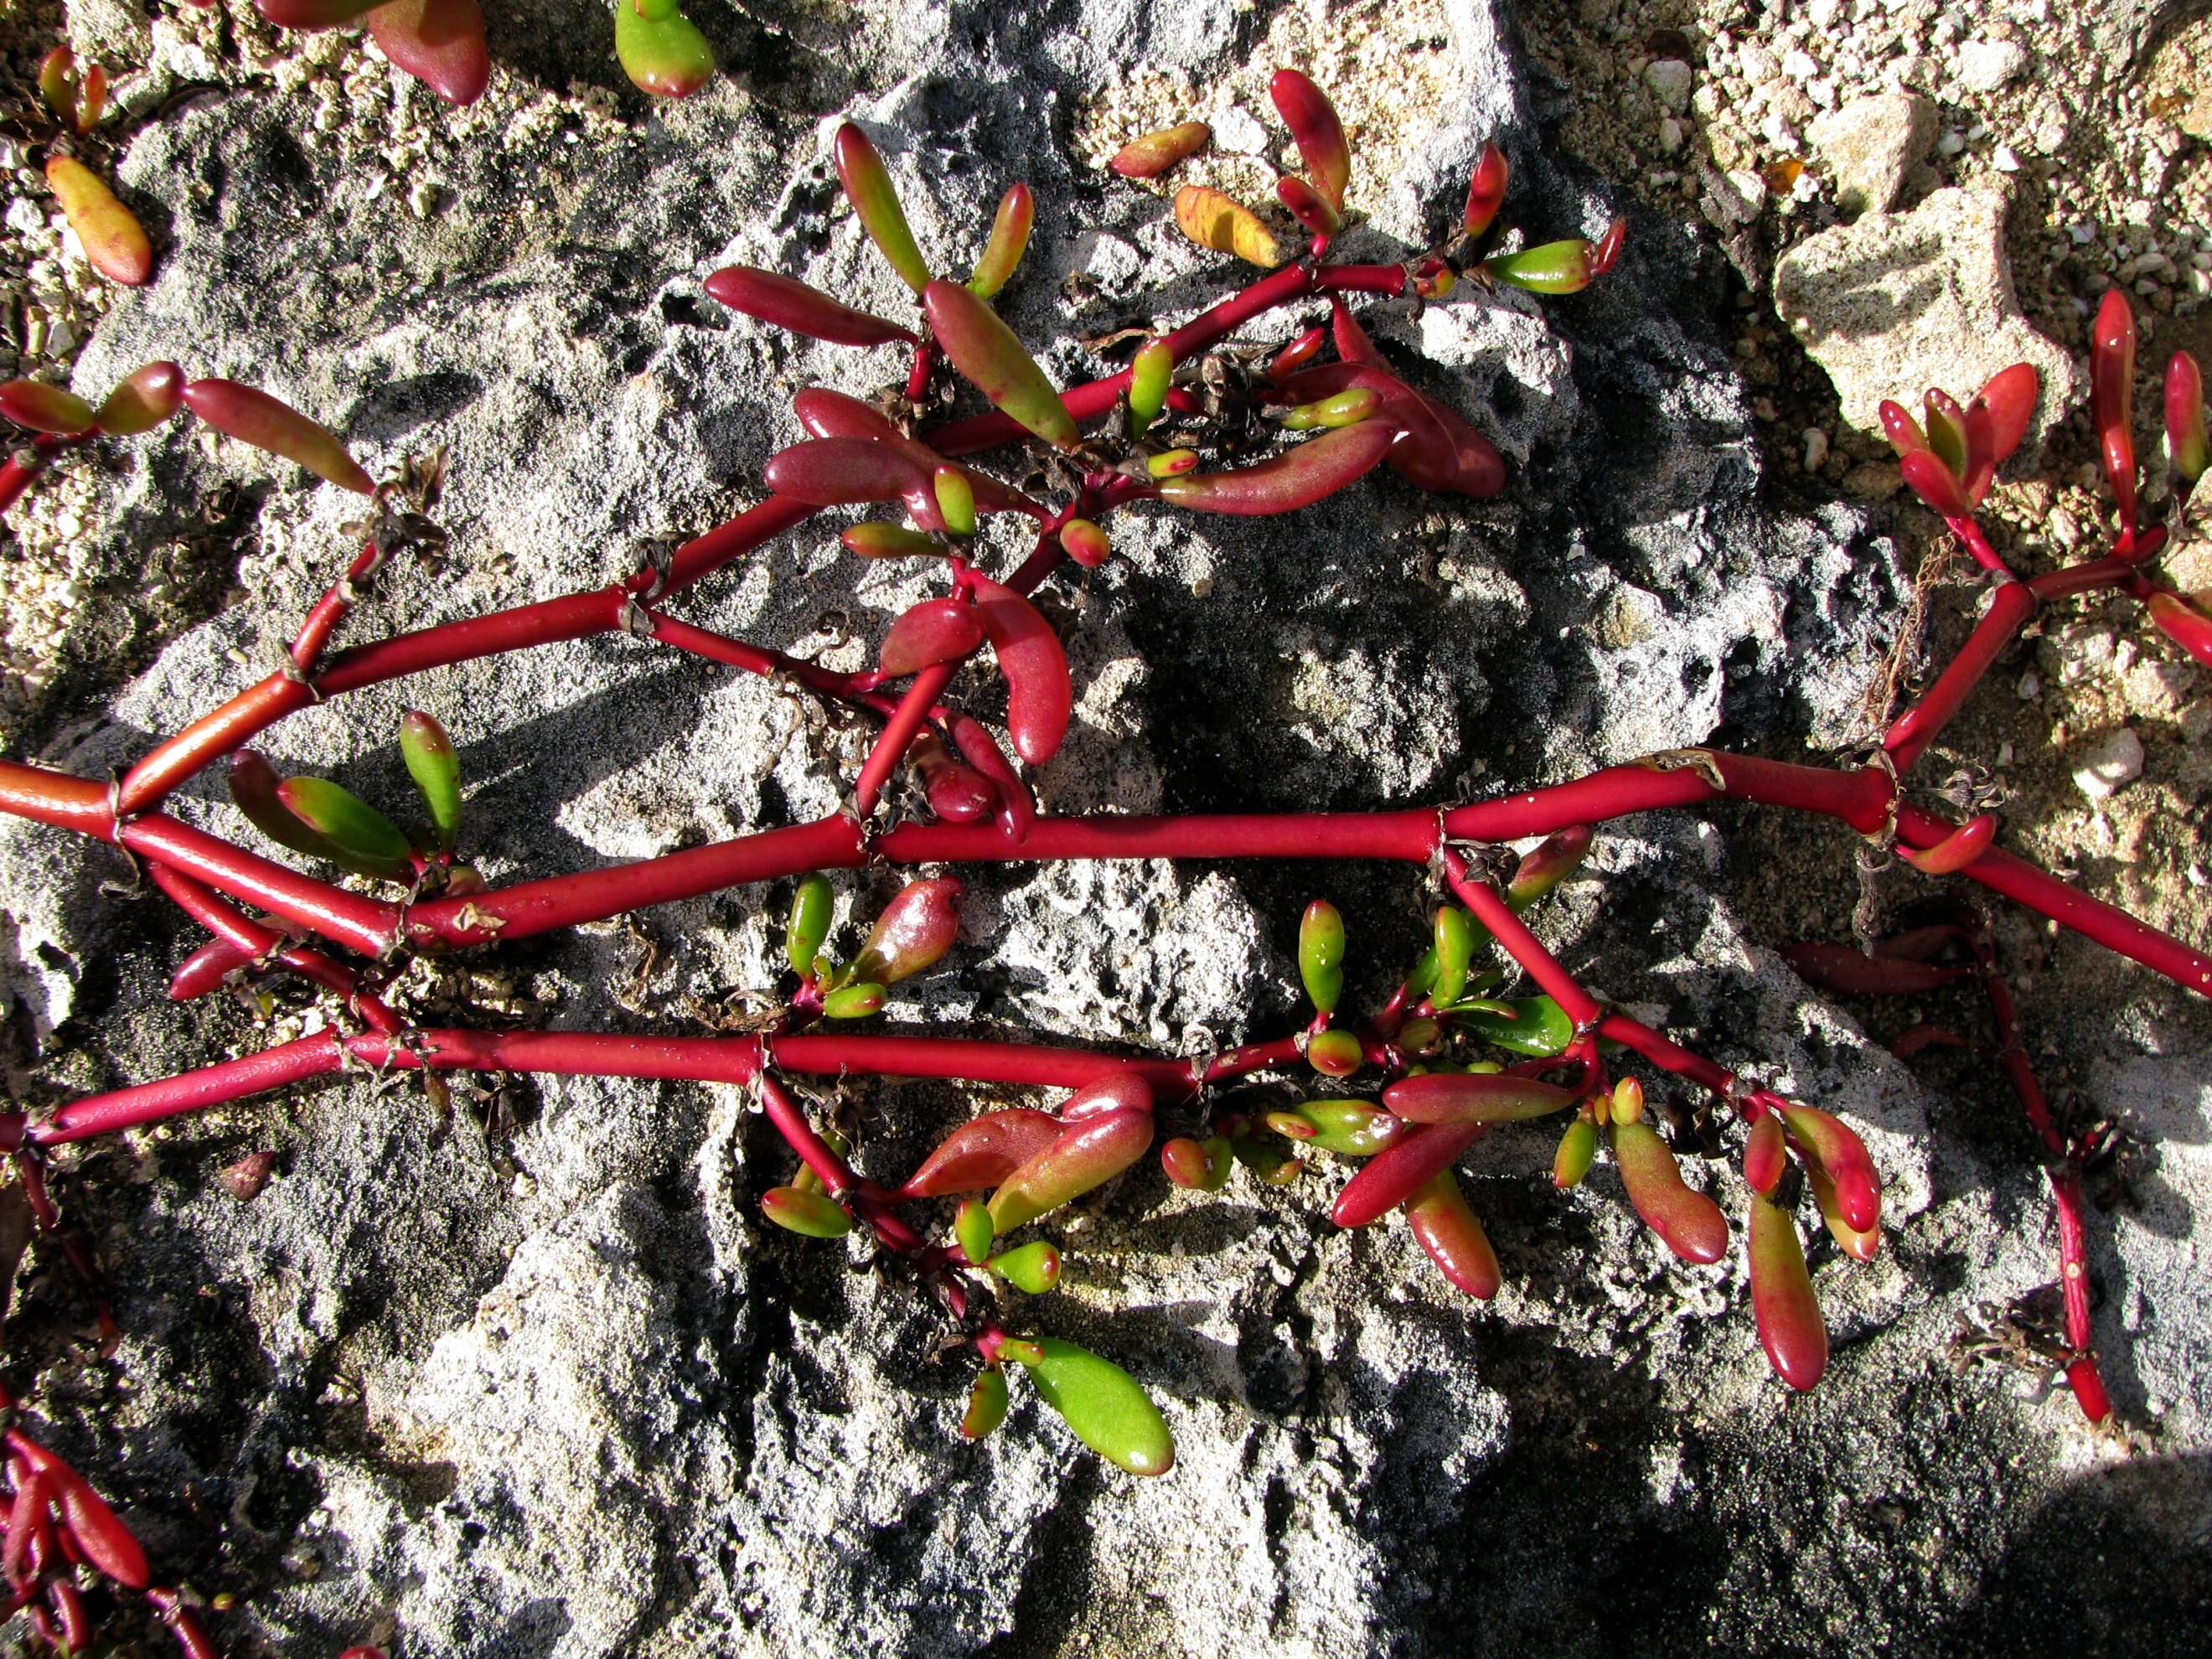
[39,47,82,129]
[1742,1112,1786,1196]
[230,752,350,865]
[1403,1171,1501,1299]
[1059,517,1110,567]
[1749,1192,1827,1390]
[1463,142,1508,238]
[276,776,415,881]
[1160,1134,1233,1191]
[835,121,930,294]
[989,1239,1062,1293]
[961,1367,1009,1439]
[94,360,184,434]
[1158,420,1394,515]
[1299,898,1345,1014]
[1269,70,1350,210]
[367,0,490,106]
[792,387,1038,518]
[762,1185,852,1238]
[923,279,1078,451]
[1172,184,1282,267]
[1806,1165,1881,1262]
[183,379,374,494]
[1275,174,1341,240]
[901,1108,1062,1197]
[1305,1028,1363,1078]
[971,578,1072,764]
[398,710,462,855]
[933,466,976,536]
[1778,1104,1879,1233]
[784,871,834,974]
[1269,1098,1408,1157]
[2166,351,2206,491]
[0,380,96,436]
[1383,1072,1574,1125]
[46,156,152,287]
[843,522,939,559]
[1507,824,1592,910]
[968,183,1033,299]
[1613,1119,1729,1264]
[1128,336,1173,437]
[989,1109,1152,1232]
[763,437,934,523]
[615,0,714,98]
[705,266,917,347]
[2091,287,2137,531]
[1010,1336,1175,1476]
[852,875,963,985]
[1553,1114,1598,1188]
[2146,588,2212,666]
[954,1198,995,1265]
[1108,121,1209,178]
[1271,360,1504,499]
[1452,995,1574,1058]
[1332,1121,1479,1228]
[1486,239,1594,295]
[949,713,1036,842]
[1922,389,1969,478]
[820,981,886,1018]
[1267,325,1326,383]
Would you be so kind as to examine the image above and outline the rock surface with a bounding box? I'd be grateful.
[1774,183,2082,450]
[0,2,2206,1656]
[1807,91,1936,216]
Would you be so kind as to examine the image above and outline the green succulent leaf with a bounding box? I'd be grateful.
[398,711,462,855]
[275,776,415,882]
[1009,1337,1175,1476]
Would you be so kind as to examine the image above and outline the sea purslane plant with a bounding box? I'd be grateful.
[0,70,2208,1655]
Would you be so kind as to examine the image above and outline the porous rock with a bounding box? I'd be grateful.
[1807,91,1936,215]
[0,1,2206,1656]
[1775,183,2084,452]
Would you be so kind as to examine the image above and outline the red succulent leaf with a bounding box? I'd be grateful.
[1275,174,1341,240]
[1381,1071,1574,1124]
[366,0,490,106]
[1402,1171,1501,1299]
[1329,293,1388,369]
[901,1108,1062,1197]
[912,733,1000,824]
[1781,942,1967,995]
[1889,1023,1969,1059]
[1613,1119,1729,1263]
[17,1444,148,1589]
[1896,447,1973,519]
[1589,216,1627,275]
[851,876,963,985]
[1266,324,1326,383]
[1057,1072,1154,1124]
[1158,420,1397,515]
[1742,1112,1787,1196]
[790,387,1040,519]
[2166,351,2207,497]
[1332,1122,1480,1228]
[1269,70,1351,210]
[971,578,1072,764]
[1975,362,2040,465]
[878,597,982,678]
[1961,395,1997,505]
[762,437,938,526]
[2144,588,2212,668]
[1749,1193,1828,1390]
[1878,398,1930,457]
[181,378,375,495]
[2091,287,2138,533]
[1274,361,1504,498]
[1778,1104,1879,1233]
[988,1108,1153,1231]
[705,266,917,348]
[948,713,1036,842]
[1462,142,1508,239]
[1902,811,1996,876]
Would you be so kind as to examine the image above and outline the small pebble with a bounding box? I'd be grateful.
[2071,727,2144,800]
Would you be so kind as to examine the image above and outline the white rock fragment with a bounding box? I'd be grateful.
[1807,91,1936,214]
[1772,184,2082,447]
[2071,728,2145,800]
[1955,38,2028,94]
[1802,426,1830,470]
[1644,58,1694,115]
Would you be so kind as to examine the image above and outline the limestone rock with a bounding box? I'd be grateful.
[1808,91,1936,214]
[1774,184,2083,451]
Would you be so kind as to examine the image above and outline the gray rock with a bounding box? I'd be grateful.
[1774,183,2083,449]
[1807,91,1937,214]
[1954,37,2029,96]
[1642,58,1693,116]
[0,2,2207,1657]
[2073,726,2147,799]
